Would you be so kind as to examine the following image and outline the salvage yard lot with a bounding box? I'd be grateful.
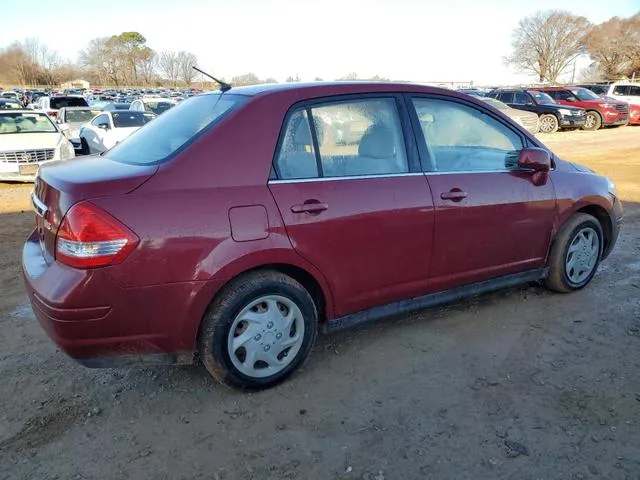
[0,127,639,479]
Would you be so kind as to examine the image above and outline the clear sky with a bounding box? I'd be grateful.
[0,0,637,84]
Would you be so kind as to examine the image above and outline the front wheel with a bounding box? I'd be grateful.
[582,111,602,131]
[545,213,603,293]
[199,271,318,390]
[539,114,559,133]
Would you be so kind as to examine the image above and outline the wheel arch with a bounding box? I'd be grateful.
[575,204,612,254]
[188,258,334,355]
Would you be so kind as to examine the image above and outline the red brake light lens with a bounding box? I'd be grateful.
[55,202,139,269]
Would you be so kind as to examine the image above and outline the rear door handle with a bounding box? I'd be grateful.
[440,189,468,202]
[291,202,328,214]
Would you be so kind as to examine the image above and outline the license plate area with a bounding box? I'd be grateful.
[19,164,39,175]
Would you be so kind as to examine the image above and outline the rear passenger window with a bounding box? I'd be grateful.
[498,92,515,103]
[310,99,408,177]
[275,98,409,180]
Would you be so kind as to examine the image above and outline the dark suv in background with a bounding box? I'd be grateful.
[488,88,586,133]
[534,87,628,130]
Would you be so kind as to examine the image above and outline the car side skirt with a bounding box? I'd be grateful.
[323,268,549,334]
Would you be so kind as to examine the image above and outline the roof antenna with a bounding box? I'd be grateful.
[192,66,232,92]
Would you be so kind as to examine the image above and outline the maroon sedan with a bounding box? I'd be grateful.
[23,82,623,390]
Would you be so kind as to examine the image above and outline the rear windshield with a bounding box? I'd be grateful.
[50,97,88,109]
[144,101,175,115]
[66,109,101,123]
[112,111,155,128]
[106,93,246,165]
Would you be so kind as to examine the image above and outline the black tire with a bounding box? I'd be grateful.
[80,138,90,155]
[198,270,318,390]
[582,111,602,131]
[539,114,559,133]
[544,213,603,293]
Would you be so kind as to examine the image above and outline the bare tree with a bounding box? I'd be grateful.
[584,13,640,80]
[159,51,180,86]
[505,10,591,82]
[176,51,198,85]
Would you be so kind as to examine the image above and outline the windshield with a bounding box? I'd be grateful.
[0,101,22,110]
[112,111,156,128]
[144,101,175,115]
[66,109,101,123]
[107,93,246,165]
[0,112,57,134]
[528,91,556,105]
[50,97,88,109]
[571,88,600,101]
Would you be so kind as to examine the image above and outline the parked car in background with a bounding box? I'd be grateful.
[534,86,628,130]
[57,107,103,152]
[103,103,133,112]
[488,88,586,133]
[79,110,156,154]
[0,110,74,181]
[23,83,622,390]
[31,96,89,119]
[130,97,177,115]
[603,82,640,105]
[0,99,23,110]
[480,97,539,134]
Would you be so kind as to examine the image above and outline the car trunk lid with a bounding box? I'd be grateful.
[32,154,157,264]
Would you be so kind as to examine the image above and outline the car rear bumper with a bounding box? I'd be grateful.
[22,229,223,366]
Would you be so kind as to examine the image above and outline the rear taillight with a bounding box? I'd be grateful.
[55,202,139,269]
[48,110,57,118]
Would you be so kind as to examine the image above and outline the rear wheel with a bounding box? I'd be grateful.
[198,271,318,390]
[539,114,559,133]
[545,213,603,293]
[583,111,602,131]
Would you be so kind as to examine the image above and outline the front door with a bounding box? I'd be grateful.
[269,97,435,317]
[408,96,557,291]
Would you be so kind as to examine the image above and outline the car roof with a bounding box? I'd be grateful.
[60,106,97,110]
[200,81,462,98]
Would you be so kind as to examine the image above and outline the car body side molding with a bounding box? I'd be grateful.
[323,268,549,333]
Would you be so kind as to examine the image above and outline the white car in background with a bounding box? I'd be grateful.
[56,106,103,152]
[78,110,156,154]
[0,110,75,182]
[604,83,640,105]
[130,97,177,115]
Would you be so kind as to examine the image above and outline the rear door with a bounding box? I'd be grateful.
[269,96,435,317]
[407,95,557,291]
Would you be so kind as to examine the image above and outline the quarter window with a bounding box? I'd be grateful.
[275,110,319,179]
[275,98,409,180]
[412,98,523,173]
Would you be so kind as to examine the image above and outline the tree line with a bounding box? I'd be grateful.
[507,11,639,83]
[0,32,200,88]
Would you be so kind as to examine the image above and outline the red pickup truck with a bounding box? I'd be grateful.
[533,87,628,130]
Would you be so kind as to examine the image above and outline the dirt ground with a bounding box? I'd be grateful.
[0,127,639,480]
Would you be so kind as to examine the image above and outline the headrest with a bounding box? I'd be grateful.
[358,124,395,159]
